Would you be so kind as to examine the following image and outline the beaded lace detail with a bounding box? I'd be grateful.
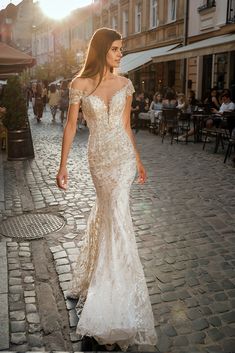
[68,78,157,351]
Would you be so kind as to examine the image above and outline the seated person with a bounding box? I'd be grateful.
[176,92,201,142]
[176,93,189,112]
[131,92,149,133]
[162,90,177,108]
[188,90,200,112]
[148,92,163,126]
[204,87,220,110]
[206,92,235,129]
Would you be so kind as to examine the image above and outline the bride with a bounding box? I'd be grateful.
[56,27,157,351]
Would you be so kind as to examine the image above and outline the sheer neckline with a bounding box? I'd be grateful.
[71,80,130,114]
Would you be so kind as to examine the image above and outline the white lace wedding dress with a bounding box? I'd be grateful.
[68,78,157,351]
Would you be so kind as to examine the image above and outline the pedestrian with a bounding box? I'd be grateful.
[59,80,69,126]
[34,82,44,122]
[56,27,157,351]
[42,81,48,111]
[48,84,59,122]
[31,82,37,117]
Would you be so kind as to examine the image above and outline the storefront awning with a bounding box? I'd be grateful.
[152,33,235,63]
[119,44,178,74]
[0,42,35,75]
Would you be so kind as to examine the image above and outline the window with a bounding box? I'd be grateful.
[135,3,141,33]
[150,0,158,28]
[198,0,216,12]
[168,0,177,22]
[111,16,117,30]
[227,0,235,23]
[122,10,128,37]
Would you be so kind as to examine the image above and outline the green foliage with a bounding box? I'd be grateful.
[54,47,78,78]
[32,47,78,82]
[34,62,56,82]
[2,76,28,130]
[19,69,31,86]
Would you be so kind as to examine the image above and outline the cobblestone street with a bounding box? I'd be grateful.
[0,105,235,353]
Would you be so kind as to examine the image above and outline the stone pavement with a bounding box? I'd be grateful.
[0,105,235,353]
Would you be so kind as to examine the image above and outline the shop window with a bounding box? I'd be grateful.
[150,0,158,29]
[227,0,235,23]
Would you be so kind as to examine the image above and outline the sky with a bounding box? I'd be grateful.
[0,0,21,10]
[0,0,92,12]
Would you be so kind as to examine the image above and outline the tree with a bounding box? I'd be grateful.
[34,61,56,82]
[54,47,78,78]
[32,47,79,82]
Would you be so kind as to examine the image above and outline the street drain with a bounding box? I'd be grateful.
[0,213,65,240]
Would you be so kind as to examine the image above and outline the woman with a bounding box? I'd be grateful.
[204,87,220,110]
[48,83,60,122]
[162,90,177,108]
[56,28,157,351]
[42,81,48,111]
[176,93,189,112]
[59,80,69,126]
[149,91,163,129]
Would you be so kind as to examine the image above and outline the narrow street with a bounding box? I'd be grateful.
[0,105,235,352]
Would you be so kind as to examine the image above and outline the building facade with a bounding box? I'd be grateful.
[0,3,17,44]
[152,0,235,99]
[12,0,35,54]
[94,0,186,94]
[1,0,234,97]
[187,0,235,99]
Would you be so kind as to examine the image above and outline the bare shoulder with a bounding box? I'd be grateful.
[116,75,130,86]
[70,76,89,91]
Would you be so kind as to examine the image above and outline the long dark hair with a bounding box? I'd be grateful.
[78,27,122,91]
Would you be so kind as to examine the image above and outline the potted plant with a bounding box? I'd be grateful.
[2,76,34,160]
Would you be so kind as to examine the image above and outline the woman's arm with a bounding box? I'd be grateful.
[56,99,80,190]
[122,96,147,184]
[149,101,154,110]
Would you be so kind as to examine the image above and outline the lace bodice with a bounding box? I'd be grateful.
[69,79,136,172]
[69,78,134,128]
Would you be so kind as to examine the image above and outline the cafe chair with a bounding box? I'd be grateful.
[224,137,235,163]
[178,112,191,144]
[161,108,179,144]
[203,127,230,153]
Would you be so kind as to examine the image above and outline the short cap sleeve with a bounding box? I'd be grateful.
[126,79,135,97]
[69,88,83,105]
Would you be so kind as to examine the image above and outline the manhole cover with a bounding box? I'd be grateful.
[0,213,65,240]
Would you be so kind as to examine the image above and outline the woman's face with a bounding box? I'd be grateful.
[106,40,123,69]
[156,94,161,101]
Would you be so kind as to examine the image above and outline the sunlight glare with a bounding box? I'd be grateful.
[39,0,92,20]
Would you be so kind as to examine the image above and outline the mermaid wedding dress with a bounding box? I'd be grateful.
[68,78,157,351]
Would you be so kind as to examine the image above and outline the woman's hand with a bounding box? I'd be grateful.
[56,166,68,190]
[137,160,147,184]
